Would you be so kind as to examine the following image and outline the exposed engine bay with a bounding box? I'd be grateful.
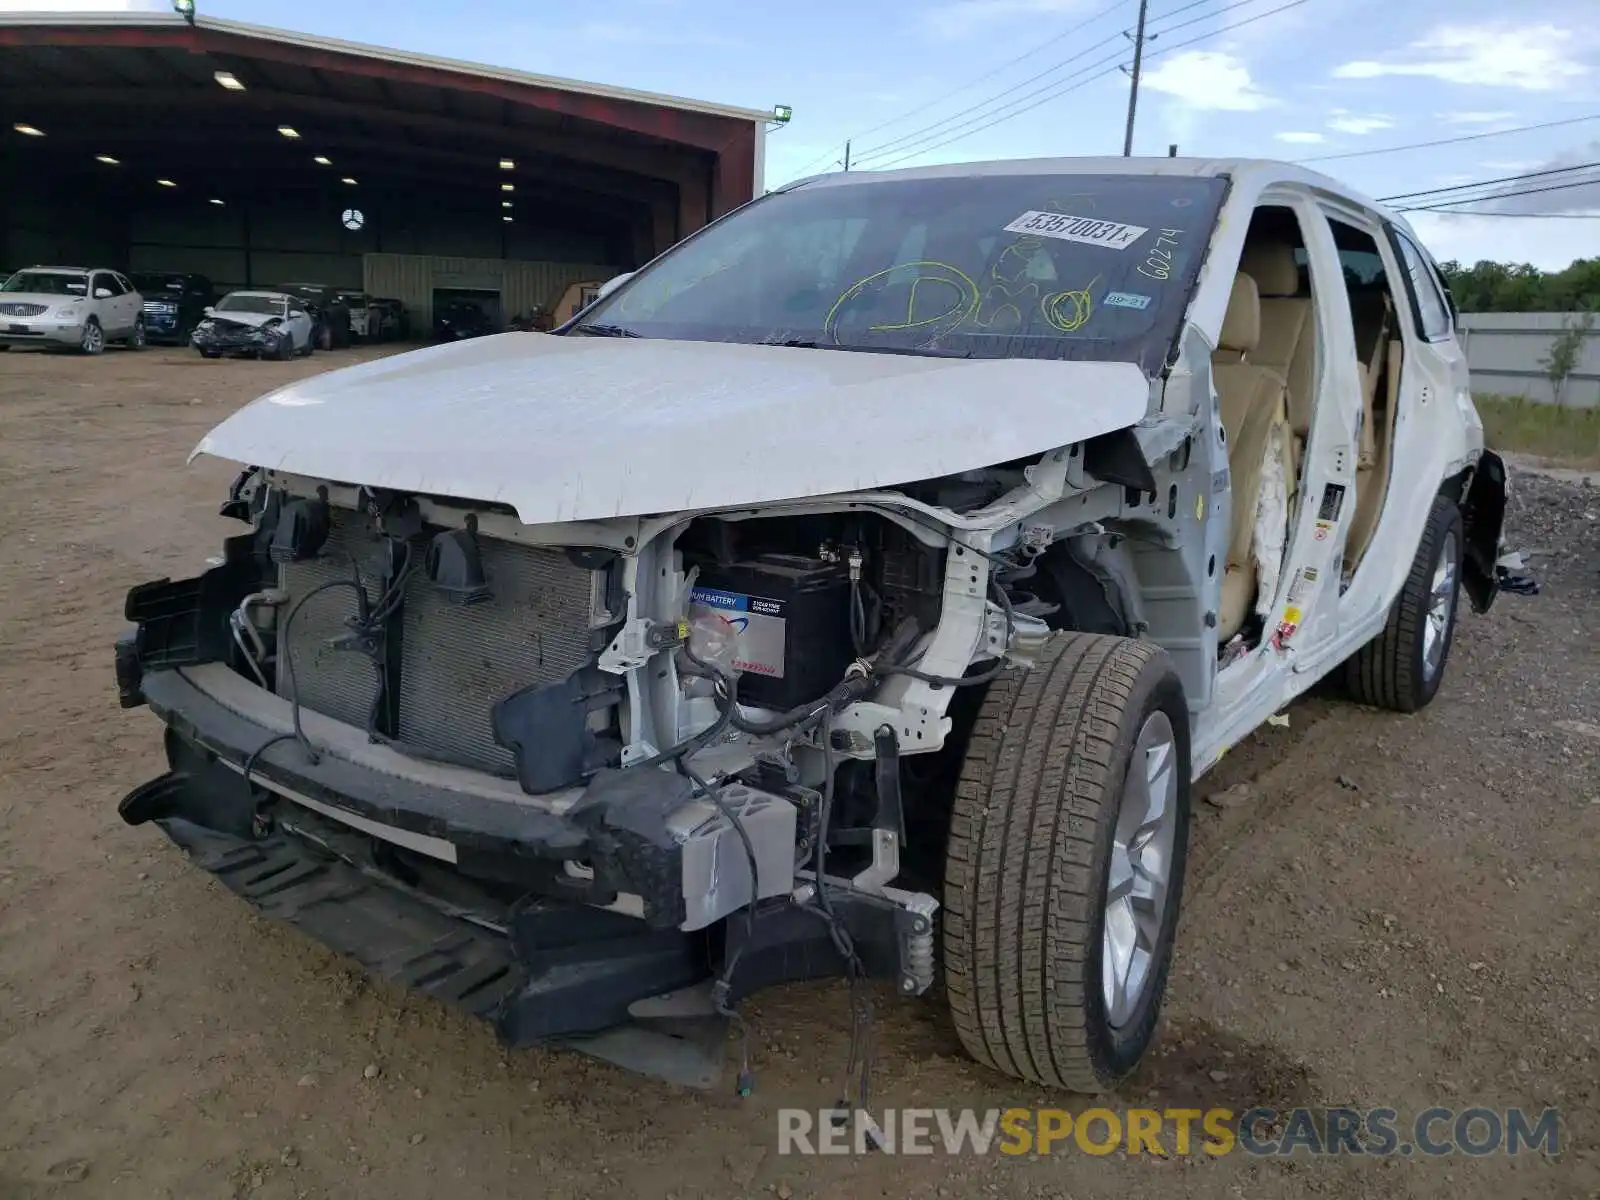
[116,419,1216,1086]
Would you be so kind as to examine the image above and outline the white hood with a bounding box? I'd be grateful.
[193,333,1151,525]
[205,310,282,329]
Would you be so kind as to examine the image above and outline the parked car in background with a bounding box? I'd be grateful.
[132,271,216,345]
[0,265,145,354]
[366,297,407,342]
[275,283,352,350]
[432,299,494,340]
[337,290,375,342]
[191,290,315,360]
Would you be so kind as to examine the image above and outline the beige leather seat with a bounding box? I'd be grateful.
[1347,294,1399,563]
[1212,272,1295,642]
[1240,243,1315,478]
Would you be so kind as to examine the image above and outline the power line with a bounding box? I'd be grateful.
[866,55,1130,169]
[784,0,1133,178]
[865,0,1313,171]
[854,0,1244,166]
[1135,0,1313,64]
[852,28,1129,162]
[1396,176,1600,214]
[1296,113,1600,165]
[1378,161,1600,203]
[1147,0,1297,42]
[1412,209,1600,219]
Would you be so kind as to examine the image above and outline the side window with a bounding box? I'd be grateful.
[1393,232,1452,341]
[114,273,134,294]
[91,272,116,298]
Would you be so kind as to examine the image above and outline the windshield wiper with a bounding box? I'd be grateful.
[567,323,641,338]
[778,339,972,359]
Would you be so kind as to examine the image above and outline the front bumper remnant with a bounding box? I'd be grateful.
[118,664,934,1086]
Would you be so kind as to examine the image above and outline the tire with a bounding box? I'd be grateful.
[273,333,294,361]
[298,337,314,358]
[125,317,146,350]
[79,317,104,356]
[198,348,221,359]
[944,632,1192,1091]
[1343,495,1463,713]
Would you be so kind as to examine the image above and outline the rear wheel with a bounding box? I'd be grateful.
[124,316,146,350]
[1344,495,1463,713]
[944,632,1192,1091]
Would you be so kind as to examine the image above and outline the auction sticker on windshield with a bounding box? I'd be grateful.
[1003,211,1149,250]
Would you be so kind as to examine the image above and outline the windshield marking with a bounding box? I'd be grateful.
[1002,210,1149,251]
[825,261,980,347]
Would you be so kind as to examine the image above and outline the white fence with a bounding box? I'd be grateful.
[1457,312,1599,408]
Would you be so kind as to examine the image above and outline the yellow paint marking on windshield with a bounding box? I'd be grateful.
[1040,275,1101,333]
[825,260,979,345]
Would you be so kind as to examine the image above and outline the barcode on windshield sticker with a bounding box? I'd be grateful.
[1004,211,1149,250]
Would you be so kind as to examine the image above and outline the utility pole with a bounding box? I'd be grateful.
[1122,0,1149,157]
[842,140,852,172]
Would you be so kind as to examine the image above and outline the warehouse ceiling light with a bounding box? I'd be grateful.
[501,200,512,208]
[277,125,300,139]
[313,155,331,165]
[95,154,119,165]
[13,123,45,137]
[499,158,514,170]
[213,71,244,91]
[208,198,225,206]
[503,216,513,223]
[340,176,358,185]
[157,178,177,188]
[501,183,514,192]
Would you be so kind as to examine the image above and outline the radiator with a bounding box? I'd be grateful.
[278,509,603,776]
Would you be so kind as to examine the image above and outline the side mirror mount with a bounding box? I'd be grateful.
[203,306,215,316]
[596,272,634,301]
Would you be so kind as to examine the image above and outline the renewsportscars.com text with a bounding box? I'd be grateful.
[777,1106,1561,1158]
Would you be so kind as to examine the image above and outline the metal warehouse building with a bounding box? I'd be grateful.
[0,7,773,329]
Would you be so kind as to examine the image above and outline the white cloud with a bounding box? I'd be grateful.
[1326,112,1395,136]
[1333,23,1588,92]
[1141,50,1272,112]
[1439,111,1518,125]
[923,0,1083,39]
[1275,131,1327,144]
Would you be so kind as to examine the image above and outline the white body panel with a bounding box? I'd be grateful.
[192,333,1151,525]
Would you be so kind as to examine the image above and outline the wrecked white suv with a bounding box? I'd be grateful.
[115,158,1506,1093]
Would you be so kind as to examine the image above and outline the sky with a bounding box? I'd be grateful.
[12,0,1600,269]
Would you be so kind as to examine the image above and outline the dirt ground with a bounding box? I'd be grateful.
[1,344,1596,1200]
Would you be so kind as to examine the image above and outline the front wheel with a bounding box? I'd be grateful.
[944,632,1192,1091]
[79,318,104,355]
[1344,495,1463,713]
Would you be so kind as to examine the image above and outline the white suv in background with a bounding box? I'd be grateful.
[0,266,146,354]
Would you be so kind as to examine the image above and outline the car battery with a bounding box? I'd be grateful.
[689,553,854,711]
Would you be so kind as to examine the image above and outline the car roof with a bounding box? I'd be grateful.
[222,290,293,300]
[786,155,1407,233]
[17,265,92,273]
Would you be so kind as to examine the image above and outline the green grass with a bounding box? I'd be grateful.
[1474,394,1600,467]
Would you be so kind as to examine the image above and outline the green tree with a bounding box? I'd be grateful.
[1539,308,1596,406]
